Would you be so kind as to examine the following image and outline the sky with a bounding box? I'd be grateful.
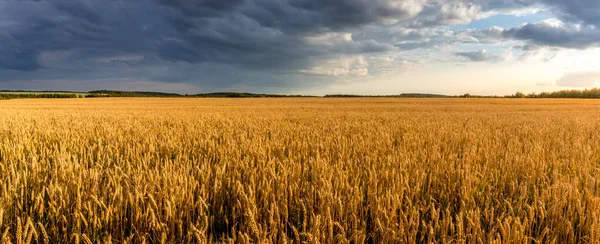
[1,0,599,95]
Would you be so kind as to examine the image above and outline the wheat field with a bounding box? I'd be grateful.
[0,98,599,243]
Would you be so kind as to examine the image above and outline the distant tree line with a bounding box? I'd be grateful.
[193,92,315,98]
[506,88,600,98]
[0,93,80,100]
[326,93,503,98]
[193,92,289,98]
[3,88,600,100]
[86,91,315,98]
[459,93,503,98]
[86,90,183,97]
[327,89,600,99]
[325,93,452,98]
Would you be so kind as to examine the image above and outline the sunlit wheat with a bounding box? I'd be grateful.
[0,98,599,243]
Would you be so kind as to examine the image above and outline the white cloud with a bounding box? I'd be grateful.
[367,56,423,75]
[557,71,600,87]
[303,32,353,46]
[300,56,369,77]
[411,1,488,27]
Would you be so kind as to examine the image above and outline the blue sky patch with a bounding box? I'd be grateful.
[453,12,553,30]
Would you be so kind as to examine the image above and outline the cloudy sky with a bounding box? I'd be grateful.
[1,0,599,95]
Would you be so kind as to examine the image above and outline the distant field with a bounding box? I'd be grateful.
[1,98,599,243]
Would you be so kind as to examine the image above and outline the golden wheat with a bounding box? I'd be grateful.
[0,98,599,243]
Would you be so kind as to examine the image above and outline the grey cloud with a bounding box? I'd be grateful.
[0,48,40,71]
[482,0,600,27]
[482,0,535,9]
[503,21,600,49]
[0,1,163,71]
[512,44,541,51]
[288,0,426,28]
[1,0,600,93]
[411,0,600,30]
[542,0,600,26]
[470,26,504,41]
[454,49,503,62]
[163,0,426,35]
[395,42,432,50]
[156,1,403,73]
[392,28,495,51]
[485,0,600,49]
[410,1,485,27]
[54,1,103,24]
[465,19,600,50]
[158,0,245,17]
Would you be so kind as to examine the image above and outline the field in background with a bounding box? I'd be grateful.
[1,98,599,243]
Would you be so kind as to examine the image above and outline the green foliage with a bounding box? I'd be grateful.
[193,92,314,98]
[0,93,79,99]
[514,92,526,98]
[87,90,183,97]
[509,88,600,98]
[325,93,451,98]
[86,91,313,98]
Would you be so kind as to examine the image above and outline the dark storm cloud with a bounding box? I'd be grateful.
[288,0,424,29]
[0,0,405,73]
[1,0,600,92]
[154,0,404,74]
[0,48,40,71]
[158,0,245,16]
[54,1,104,24]
[0,1,161,71]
